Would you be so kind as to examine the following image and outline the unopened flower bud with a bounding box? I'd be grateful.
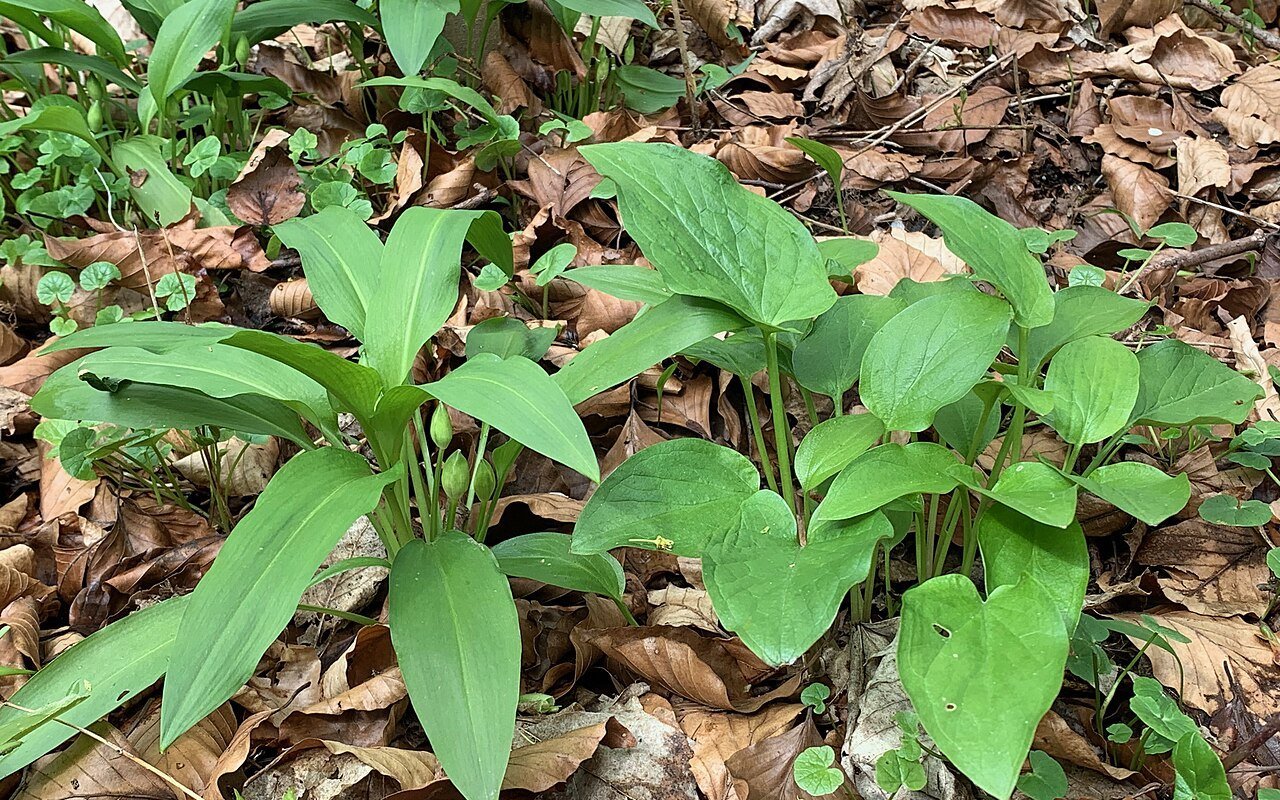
[442,450,469,501]
[430,403,452,450]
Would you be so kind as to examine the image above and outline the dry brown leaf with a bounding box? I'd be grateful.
[854,230,963,295]
[38,445,98,521]
[1101,155,1173,233]
[678,704,805,800]
[1033,711,1136,781]
[127,702,238,795]
[1136,517,1270,618]
[648,585,721,631]
[18,726,173,800]
[502,721,609,792]
[269,278,321,320]
[227,129,305,226]
[1176,137,1230,198]
[907,7,998,48]
[1210,106,1280,149]
[483,51,540,115]
[725,718,834,800]
[687,0,736,48]
[201,709,275,800]
[170,437,279,497]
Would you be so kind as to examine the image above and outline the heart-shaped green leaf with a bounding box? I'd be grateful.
[794,413,885,490]
[1066,462,1189,525]
[705,491,891,666]
[580,142,837,329]
[816,442,960,522]
[860,292,1012,432]
[1198,493,1271,527]
[792,295,905,401]
[899,574,1069,800]
[572,439,759,557]
[956,461,1078,529]
[1131,339,1263,427]
[1044,336,1139,445]
[1017,286,1149,369]
[978,504,1088,632]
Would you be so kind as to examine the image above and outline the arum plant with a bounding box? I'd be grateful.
[0,197,744,799]
[568,143,1259,798]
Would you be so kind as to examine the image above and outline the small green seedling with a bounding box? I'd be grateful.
[801,682,831,714]
[793,745,846,796]
[1016,751,1067,800]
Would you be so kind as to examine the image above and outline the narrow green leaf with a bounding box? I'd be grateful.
[786,137,844,184]
[816,443,960,521]
[580,142,836,329]
[111,135,193,226]
[888,192,1053,328]
[0,598,185,778]
[160,449,396,747]
[424,354,598,481]
[859,291,1012,432]
[1131,339,1263,427]
[554,0,656,25]
[978,504,1088,632]
[148,0,236,103]
[221,329,383,418]
[792,294,905,400]
[573,439,759,557]
[38,320,235,354]
[2,48,141,93]
[794,413,885,490]
[0,0,127,64]
[492,532,625,601]
[381,0,459,77]
[362,76,504,126]
[390,533,521,800]
[1044,336,1139,445]
[553,295,748,405]
[1066,462,1189,525]
[562,265,672,305]
[231,0,378,43]
[274,205,383,339]
[898,574,1069,800]
[0,105,107,161]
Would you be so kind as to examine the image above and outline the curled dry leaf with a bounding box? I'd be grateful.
[1176,137,1231,198]
[677,703,805,800]
[854,229,965,295]
[1033,711,1135,781]
[270,278,321,320]
[227,129,306,226]
[1100,155,1173,233]
[171,437,280,497]
[126,702,239,795]
[1137,516,1270,618]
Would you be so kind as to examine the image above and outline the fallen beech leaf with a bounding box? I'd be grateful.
[127,702,238,795]
[227,129,305,226]
[1101,155,1172,233]
[1135,517,1270,618]
[1033,711,1135,781]
[20,726,174,800]
[678,704,805,800]
[854,230,964,296]
[483,51,540,115]
[724,718,832,800]
[269,278,321,320]
[502,721,609,791]
[1175,137,1230,198]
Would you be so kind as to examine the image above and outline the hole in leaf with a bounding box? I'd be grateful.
[944,702,957,712]
[932,623,951,638]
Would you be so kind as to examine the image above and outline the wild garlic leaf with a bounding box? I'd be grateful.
[704,491,892,665]
[1131,339,1263,427]
[792,294,905,401]
[1045,336,1139,445]
[1172,733,1230,800]
[816,442,960,522]
[572,439,759,557]
[1065,462,1190,526]
[579,142,836,329]
[859,292,1012,432]
[887,192,1053,328]
[898,574,1069,800]
[978,504,1088,632]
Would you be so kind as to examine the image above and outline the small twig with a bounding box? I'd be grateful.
[1,701,204,800]
[667,0,699,133]
[1151,230,1269,274]
[1224,715,1280,771]
[1185,0,1280,52]
[1175,192,1280,230]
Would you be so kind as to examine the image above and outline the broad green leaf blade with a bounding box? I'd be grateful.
[465,317,556,362]
[794,413,885,490]
[899,574,1069,800]
[492,532,625,601]
[681,329,766,377]
[859,292,1012,432]
[792,295,905,400]
[705,491,892,665]
[111,135,193,226]
[1172,734,1230,800]
[160,448,396,747]
[573,439,759,557]
[381,0,459,77]
[274,206,383,339]
[1018,286,1149,369]
[38,320,235,354]
[1131,339,1263,426]
[0,598,185,778]
[2,48,141,93]
[553,0,657,26]
[934,389,999,456]
[31,360,313,446]
[978,504,1088,632]
[955,461,1078,529]
[887,192,1053,328]
[230,0,378,43]
[1066,462,1189,525]
[580,142,837,329]
[0,104,107,161]
[221,329,382,418]
[389,533,521,800]
[1198,493,1271,526]
[424,354,598,481]
[1044,336,1138,445]
[563,265,672,305]
[0,0,127,64]
[75,344,335,429]
[147,0,236,103]
[786,137,843,184]
[817,443,959,521]
[362,76,504,127]
[553,295,748,405]
[365,207,512,385]
[817,237,878,278]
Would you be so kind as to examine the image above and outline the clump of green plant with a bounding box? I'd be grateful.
[565,143,1257,798]
[0,196,705,799]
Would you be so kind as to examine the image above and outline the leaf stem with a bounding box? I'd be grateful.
[742,373,780,494]
[764,332,796,515]
[464,422,491,528]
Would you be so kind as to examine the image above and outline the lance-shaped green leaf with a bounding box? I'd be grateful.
[1044,336,1138,445]
[231,0,378,44]
[1131,339,1263,427]
[381,0,459,77]
[682,329,766,377]
[424,354,598,481]
[0,597,185,777]
[978,504,1088,631]
[0,104,108,161]
[553,0,658,25]
[1066,462,1189,525]
[0,0,127,65]
[275,206,383,339]
[792,295,905,401]
[222,329,382,418]
[580,142,837,329]
[38,320,235,354]
[563,264,672,305]
[954,461,1078,529]
[859,292,1012,432]
[2,48,141,93]
[794,413,885,490]
[492,532,625,602]
[390,533,520,800]
[705,491,893,666]
[362,76,507,128]
[147,0,235,103]
[553,295,748,405]
[75,344,335,429]
[112,136,192,226]
[1017,286,1149,369]
[364,207,512,385]
[887,192,1053,328]
[816,443,960,521]
[573,439,759,557]
[160,448,397,747]
[899,574,1069,800]
[31,361,312,447]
